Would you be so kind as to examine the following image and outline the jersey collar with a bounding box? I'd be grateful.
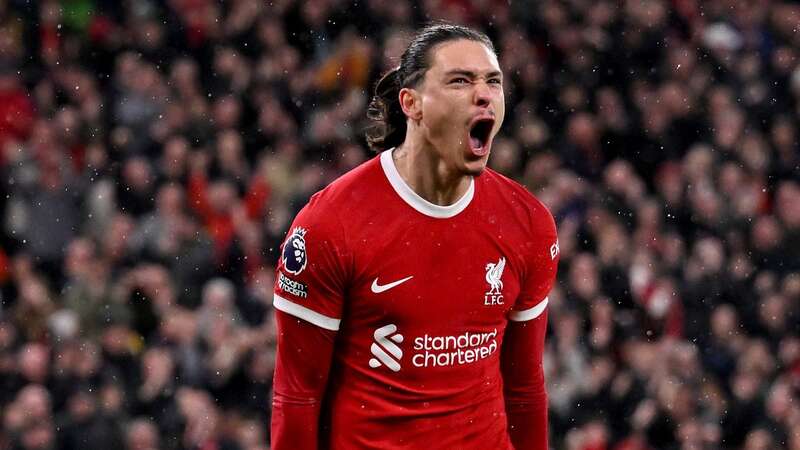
[380,148,474,219]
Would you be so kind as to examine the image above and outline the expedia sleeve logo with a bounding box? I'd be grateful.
[281,227,308,275]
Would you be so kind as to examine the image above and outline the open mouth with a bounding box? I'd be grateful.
[468,118,494,156]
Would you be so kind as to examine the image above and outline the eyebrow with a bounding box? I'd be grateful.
[443,69,503,79]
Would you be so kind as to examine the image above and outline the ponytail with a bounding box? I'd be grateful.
[366,68,406,152]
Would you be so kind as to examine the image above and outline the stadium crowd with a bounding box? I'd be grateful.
[0,0,799,449]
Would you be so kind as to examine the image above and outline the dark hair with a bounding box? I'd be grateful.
[365,23,496,152]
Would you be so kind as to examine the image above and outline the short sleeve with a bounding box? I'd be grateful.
[509,207,559,322]
[273,198,350,331]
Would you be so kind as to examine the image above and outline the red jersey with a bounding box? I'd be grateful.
[272,150,559,449]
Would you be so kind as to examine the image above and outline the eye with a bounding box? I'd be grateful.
[488,78,502,85]
[450,77,469,84]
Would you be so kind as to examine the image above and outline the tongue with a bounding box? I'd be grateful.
[469,136,487,155]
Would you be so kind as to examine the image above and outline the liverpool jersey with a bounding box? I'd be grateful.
[273,149,559,449]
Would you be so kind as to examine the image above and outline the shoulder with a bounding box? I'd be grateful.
[289,154,384,252]
[479,168,556,236]
[302,154,383,217]
[479,171,561,290]
[300,157,382,225]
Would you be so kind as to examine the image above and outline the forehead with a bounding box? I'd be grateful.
[427,39,500,75]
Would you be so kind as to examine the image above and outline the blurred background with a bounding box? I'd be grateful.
[0,0,799,449]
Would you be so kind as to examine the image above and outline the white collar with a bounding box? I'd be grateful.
[379,148,474,219]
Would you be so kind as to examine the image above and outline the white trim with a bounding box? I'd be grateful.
[509,297,548,322]
[380,149,474,219]
[273,294,341,331]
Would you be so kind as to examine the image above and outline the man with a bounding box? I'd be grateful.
[271,23,559,449]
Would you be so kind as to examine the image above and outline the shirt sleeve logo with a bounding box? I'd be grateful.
[281,227,308,275]
[278,272,308,298]
[550,240,560,260]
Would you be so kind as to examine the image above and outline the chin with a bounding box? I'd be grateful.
[462,156,490,176]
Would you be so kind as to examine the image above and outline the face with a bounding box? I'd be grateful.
[408,39,505,176]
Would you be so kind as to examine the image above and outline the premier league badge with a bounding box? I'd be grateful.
[282,227,308,275]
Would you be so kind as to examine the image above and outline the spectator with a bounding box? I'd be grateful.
[125,417,160,450]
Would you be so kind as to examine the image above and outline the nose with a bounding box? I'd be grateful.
[473,81,491,107]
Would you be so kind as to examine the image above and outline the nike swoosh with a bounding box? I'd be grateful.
[371,276,414,293]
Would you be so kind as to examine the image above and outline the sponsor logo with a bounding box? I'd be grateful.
[368,325,499,371]
[369,324,403,372]
[412,329,498,368]
[278,272,307,298]
[484,256,506,305]
[550,240,560,260]
[281,227,307,275]
[370,276,413,294]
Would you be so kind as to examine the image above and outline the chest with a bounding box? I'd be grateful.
[344,219,524,330]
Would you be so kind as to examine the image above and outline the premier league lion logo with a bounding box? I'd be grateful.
[282,227,308,275]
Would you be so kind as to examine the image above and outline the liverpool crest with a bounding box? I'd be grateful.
[484,256,505,305]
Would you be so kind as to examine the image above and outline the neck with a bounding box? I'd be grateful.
[392,134,472,206]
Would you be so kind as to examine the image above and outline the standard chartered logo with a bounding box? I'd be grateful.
[368,325,499,372]
[412,329,498,368]
[369,324,404,372]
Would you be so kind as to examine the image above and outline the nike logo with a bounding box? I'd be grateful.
[371,276,414,293]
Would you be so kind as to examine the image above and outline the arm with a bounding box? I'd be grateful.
[503,202,559,450]
[269,196,349,448]
[501,308,549,450]
[271,309,337,449]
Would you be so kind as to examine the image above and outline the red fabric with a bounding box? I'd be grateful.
[582,444,608,450]
[502,309,550,450]
[243,247,264,281]
[664,295,684,338]
[271,153,559,449]
[271,312,551,450]
[0,248,9,283]
[40,27,60,56]
[187,173,235,261]
[271,310,337,450]
[69,143,86,174]
[0,88,35,153]
[637,281,684,339]
[787,358,800,383]
[244,178,270,220]
[88,15,115,43]
[614,436,652,450]
[188,173,269,270]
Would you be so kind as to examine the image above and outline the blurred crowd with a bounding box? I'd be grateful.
[0,0,798,449]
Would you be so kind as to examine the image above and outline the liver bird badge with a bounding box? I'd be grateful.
[485,257,506,295]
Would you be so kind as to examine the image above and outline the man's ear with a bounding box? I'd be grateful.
[399,87,422,121]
